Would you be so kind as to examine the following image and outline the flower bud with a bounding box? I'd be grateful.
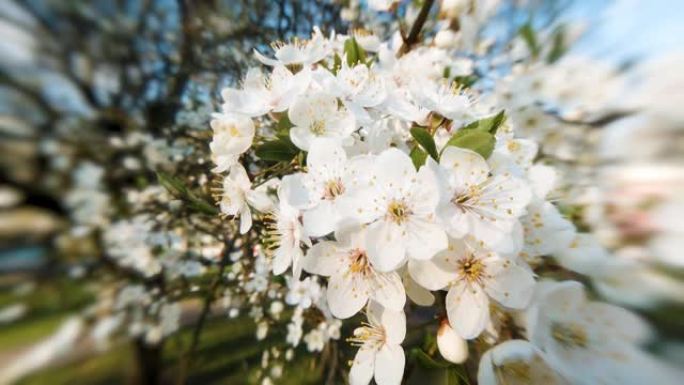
[437,319,468,364]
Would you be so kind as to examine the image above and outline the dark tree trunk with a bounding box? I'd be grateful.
[134,339,163,385]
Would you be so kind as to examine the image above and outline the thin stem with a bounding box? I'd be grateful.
[398,0,436,56]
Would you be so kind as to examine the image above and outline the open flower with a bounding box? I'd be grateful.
[348,302,405,385]
[410,79,480,123]
[431,146,531,248]
[478,340,570,385]
[409,238,535,339]
[221,66,311,117]
[297,139,367,237]
[254,27,330,67]
[219,164,272,234]
[287,91,356,151]
[209,113,255,172]
[302,226,406,319]
[349,148,448,272]
[526,281,677,385]
[267,175,311,279]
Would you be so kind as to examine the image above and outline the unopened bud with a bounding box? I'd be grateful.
[437,318,469,364]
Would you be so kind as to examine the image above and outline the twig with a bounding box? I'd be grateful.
[175,235,237,385]
[398,0,436,56]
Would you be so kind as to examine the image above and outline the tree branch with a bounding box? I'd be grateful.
[398,0,435,56]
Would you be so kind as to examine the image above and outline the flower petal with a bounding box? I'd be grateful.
[370,272,406,312]
[327,272,369,319]
[446,282,489,339]
[366,220,407,272]
[374,344,405,385]
[301,241,345,277]
[484,257,535,309]
[349,346,375,385]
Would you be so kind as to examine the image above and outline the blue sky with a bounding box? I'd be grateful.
[571,0,684,63]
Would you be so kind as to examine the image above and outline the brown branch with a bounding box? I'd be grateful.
[398,0,435,56]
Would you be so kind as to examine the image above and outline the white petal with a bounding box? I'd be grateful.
[301,241,345,277]
[373,148,415,191]
[303,200,338,237]
[245,190,273,212]
[440,146,489,187]
[349,347,375,385]
[289,125,315,151]
[446,282,489,339]
[402,269,435,306]
[405,218,448,260]
[253,49,279,66]
[307,138,346,172]
[272,247,291,275]
[370,272,406,312]
[366,220,407,272]
[407,256,457,291]
[239,206,252,234]
[374,344,405,385]
[484,257,535,309]
[278,173,310,209]
[327,272,369,319]
[379,307,406,345]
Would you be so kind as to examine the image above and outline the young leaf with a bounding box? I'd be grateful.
[411,348,452,369]
[276,115,294,134]
[444,130,495,159]
[519,23,540,58]
[547,27,566,63]
[343,37,367,66]
[254,138,299,162]
[410,146,428,169]
[462,110,506,134]
[410,126,439,160]
[157,171,188,198]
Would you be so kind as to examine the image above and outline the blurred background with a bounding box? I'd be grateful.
[0,0,682,384]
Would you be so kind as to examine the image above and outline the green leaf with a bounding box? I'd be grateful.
[343,37,367,67]
[332,53,342,74]
[444,130,496,159]
[156,171,218,215]
[462,110,506,134]
[254,138,299,162]
[410,126,439,160]
[410,146,428,169]
[453,75,478,88]
[276,115,293,134]
[412,349,452,370]
[157,171,188,198]
[547,27,566,63]
[519,23,540,58]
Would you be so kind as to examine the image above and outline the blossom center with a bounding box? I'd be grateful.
[458,255,485,283]
[451,185,482,207]
[310,120,326,136]
[551,321,589,349]
[387,200,410,224]
[348,248,371,275]
[494,360,531,383]
[348,323,385,348]
[323,179,345,200]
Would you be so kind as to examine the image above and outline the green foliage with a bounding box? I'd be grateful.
[410,126,439,160]
[548,27,567,63]
[519,22,540,58]
[157,171,218,215]
[343,37,367,67]
[410,146,429,169]
[254,136,299,162]
[461,110,506,134]
[443,111,505,159]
